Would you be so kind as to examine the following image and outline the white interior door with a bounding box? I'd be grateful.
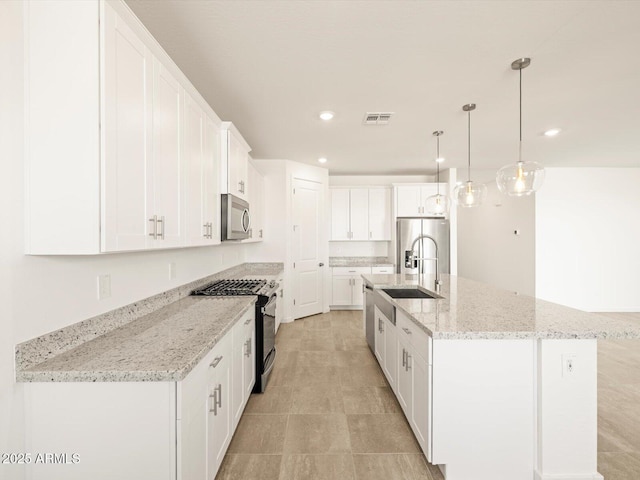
[293,178,323,319]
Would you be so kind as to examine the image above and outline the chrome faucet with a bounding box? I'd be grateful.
[405,234,442,293]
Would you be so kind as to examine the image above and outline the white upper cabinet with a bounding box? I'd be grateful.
[395,184,447,217]
[368,188,392,240]
[102,5,153,252]
[221,123,251,201]
[24,0,223,254]
[330,189,351,241]
[149,59,184,248]
[330,187,391,241]
[184,94,221,246]
[244,160,264,242]
[349,188,369,240]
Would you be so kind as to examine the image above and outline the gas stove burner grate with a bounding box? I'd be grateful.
[191,279,267,296]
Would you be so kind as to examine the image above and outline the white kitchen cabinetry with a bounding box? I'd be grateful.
[184,94,221,246]
[331,267,370,308]
[221,123,251,201]
[396,311,432,460]
[148,59,184,248]
[24,0,223,254]
[372,305,397,392]
[368,188,392,240]
[24,308,255,480]
[231,312,256,430]
[330,187,391,241]
[331,266,394,308]
[395,184,446,217]
[373,305,433,461]
[244,160,265,242]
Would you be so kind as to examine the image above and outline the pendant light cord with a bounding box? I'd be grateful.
[519,67,522,163]
[436,135,440,195]
[467,109,471,182]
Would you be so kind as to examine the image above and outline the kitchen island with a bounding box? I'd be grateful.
[363,273,640,480]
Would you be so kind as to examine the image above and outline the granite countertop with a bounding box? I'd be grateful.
[17,297,255,382]
[364,273,640,340]
[330,256,394,267]
[16,262,283,383]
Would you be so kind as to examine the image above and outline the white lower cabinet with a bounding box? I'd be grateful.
[24,308,255,480]
[373,304,433,461]
[373,305,398,392]
[331,266,394,308]
[232,313,255,430]
[331,267,370,308]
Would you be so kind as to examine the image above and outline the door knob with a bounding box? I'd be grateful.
[319,262,325,267]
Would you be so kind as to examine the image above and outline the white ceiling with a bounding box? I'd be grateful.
[125,0,640,175]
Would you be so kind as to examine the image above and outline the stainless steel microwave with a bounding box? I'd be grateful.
[221,194,250,241]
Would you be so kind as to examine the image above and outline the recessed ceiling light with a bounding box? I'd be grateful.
[318,157,327,164]
[435,157,445,163]
[544,128,561,137]
[319,111,334,121]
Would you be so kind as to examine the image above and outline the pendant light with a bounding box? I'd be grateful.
[424,131,451,216]
[454,104,487,207]
[496,58,545,196]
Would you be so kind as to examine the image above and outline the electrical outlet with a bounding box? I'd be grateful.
[562,354,576,377]
[169,262,176,280]
[97,274,111,300]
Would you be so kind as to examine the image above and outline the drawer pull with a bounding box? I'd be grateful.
[209,356,223,368]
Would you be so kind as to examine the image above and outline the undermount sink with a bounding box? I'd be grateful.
[381,288,436,299]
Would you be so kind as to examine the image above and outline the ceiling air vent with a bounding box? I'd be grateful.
[363,112,394,125]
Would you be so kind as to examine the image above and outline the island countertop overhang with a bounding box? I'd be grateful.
[363,273,640,340]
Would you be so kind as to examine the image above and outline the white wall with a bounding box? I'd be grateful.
[0,6,246,478]
[457,170,536,296]
[536,168,640,311]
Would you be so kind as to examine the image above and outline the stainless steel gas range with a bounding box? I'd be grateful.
[191,279,278,393]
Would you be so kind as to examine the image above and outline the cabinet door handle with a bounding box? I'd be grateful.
[157,216,165,240]
[245,339,252,357]
[148,215,157,239]
[369,231,372,239]
[402,348,406,367]
[209,222,213,238]
[209,390,218,415]
[259,229,263,238]
[215,384,222,408]
[203,223,209,238]
[406,353,412,371]
[209,356,223,368]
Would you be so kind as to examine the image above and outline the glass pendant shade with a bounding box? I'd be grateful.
[425,130,450,216]
[454,103,485,208]
[497,57,545,196]
[454,181,487,208]
[425,193,451,216]
[496,160,545,196]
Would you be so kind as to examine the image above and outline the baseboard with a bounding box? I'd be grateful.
[534,470,604,480]
[329,306,363,311]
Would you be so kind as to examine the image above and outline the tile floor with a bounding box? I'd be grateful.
[216,310,640,480]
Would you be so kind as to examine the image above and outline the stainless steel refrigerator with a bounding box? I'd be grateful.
[396,218,450,275]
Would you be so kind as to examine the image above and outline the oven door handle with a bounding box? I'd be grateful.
[261,293,277,316]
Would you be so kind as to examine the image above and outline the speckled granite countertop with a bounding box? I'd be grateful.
[364,274,640,340]
[16,262,283,382]
[330,256,393,267]
[17,297,255,382]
